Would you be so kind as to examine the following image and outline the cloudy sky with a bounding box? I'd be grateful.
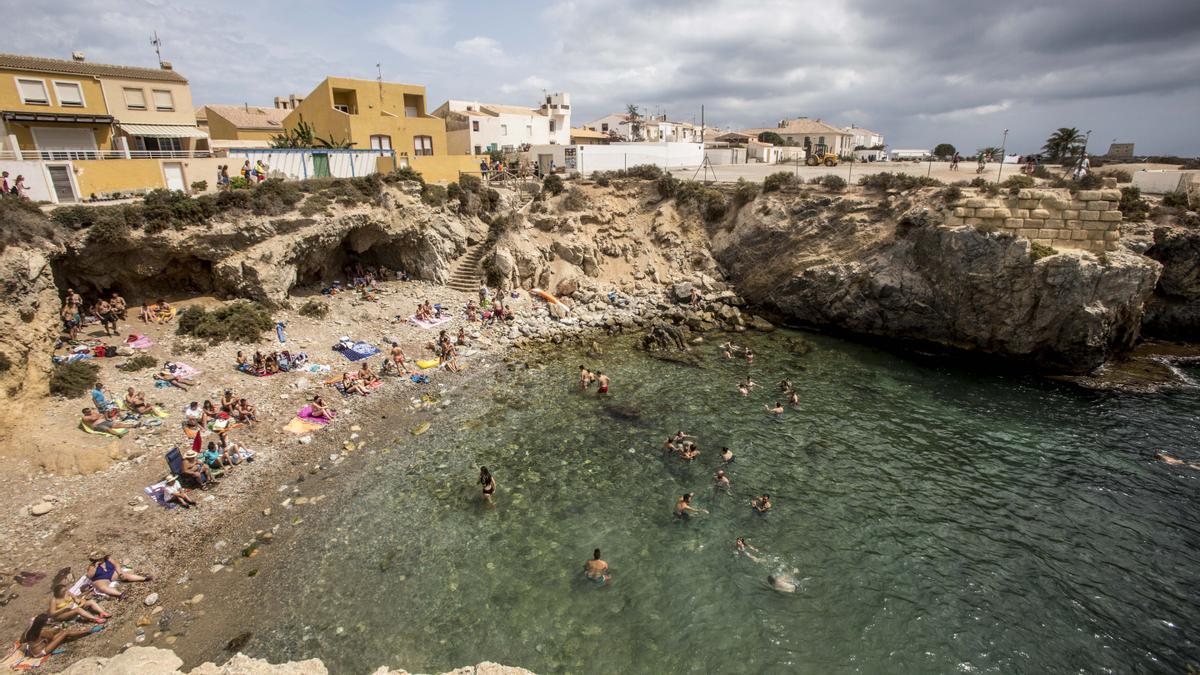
[6,0,1199,155]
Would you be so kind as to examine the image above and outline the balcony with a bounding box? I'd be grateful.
[0,149,216,160]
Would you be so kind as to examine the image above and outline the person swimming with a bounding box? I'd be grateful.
[736,537,762,563]
[596,371,610,394]
[579,365,594,390]
[751,494,772,514]
[768,573,797,593]
[680,442,700,461]
[721,447,734,463]
[713,469,730,491]
[675,493,708,520]
[584,548,610,585]
[479,466,496,504]
[765,402,784,415]
[1156,451,1200,470]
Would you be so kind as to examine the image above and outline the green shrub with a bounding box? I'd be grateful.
[656,175,679,198]
[421,183,447,206]
[177,301,275,344]
[941,186,963,203]
[1099,169,1132,183]
[1030,242,1057,260]
[819,175,847,192]
[1118,186,1150,221]
[624,164,664,180]
[1162,191,1190,209]
[968,177,988,188]
[542,173,564,196]
[190,180,208,192]
[480,188,500,212]
[859,172,942,192]
[1030,165,1054,179]
[563,186,589,211]
[446,182,463,203]
[386,166,426,185]
[51,205,97,229]
[1001,174,1034,192]
[458,173,482,193]
[49,360,99,398]
[116,354,158,372]
[299,193,333,217]
[298,299,329,318]
[593,172,612,187]
[762,172,797,193]
[733,178,759,205]
[229,176,253,190]
[1076,173,1103,189]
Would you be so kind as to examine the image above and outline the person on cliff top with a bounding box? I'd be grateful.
[976,151,986,173]
[19,613,100,658]
[479,466,497,505]
[675,493,707,520]
[596,372,610,395]
[950,152,960,171]
[86,551,152,599]
[584,549,610,586]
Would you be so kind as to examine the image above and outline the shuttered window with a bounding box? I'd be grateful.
[123,88,146,110]
[53,81,84,106]
[414,136,433,156]
[17,78,49,104]
[152,90,174,111]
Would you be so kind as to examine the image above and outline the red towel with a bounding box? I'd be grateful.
[192,430,203,453]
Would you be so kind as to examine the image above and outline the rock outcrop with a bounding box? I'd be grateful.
[711,195,1162,373]
[60,646,533,675]
[1141,226,1200,340]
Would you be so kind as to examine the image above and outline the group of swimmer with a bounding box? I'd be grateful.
[578,365,610,394]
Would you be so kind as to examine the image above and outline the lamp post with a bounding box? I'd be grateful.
[996,128,1009,183]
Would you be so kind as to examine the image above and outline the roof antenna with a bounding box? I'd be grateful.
[150,31,163,66]
[376,62,383,99]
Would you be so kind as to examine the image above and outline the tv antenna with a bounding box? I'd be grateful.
[150,31,163,66]
[691,104,718,184]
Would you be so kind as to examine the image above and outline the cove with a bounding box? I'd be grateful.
[234,329,1200,674]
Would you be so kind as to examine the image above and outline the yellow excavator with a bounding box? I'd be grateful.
[804,144,839,167]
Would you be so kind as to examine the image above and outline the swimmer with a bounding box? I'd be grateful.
[735,537,762,562]
[743,376,758,390]
[663,437,679,455]
[768,573,797,593]
[720,447,734,463]
[1156,451,1200,470]
[788,390,800,407]
[765,402,784,415]
[584,548,611,585]
[778,379,793,393]
[713,469,730,491]
[675,493,708,519]
[596,371,610,395]
[751,494,772,514]
[745,348,755,365]
[672,430,692,443]
[479,466,496,505]
[737,383,750,397]
[579,365,593,390]
[680,442,700,461]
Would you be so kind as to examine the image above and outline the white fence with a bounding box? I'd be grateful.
[222,148,394,180]
[526,142,705,175]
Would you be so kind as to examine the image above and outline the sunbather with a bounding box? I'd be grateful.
[161,474,196,508]
[90,383,115,413]
[139,303,157,323]
[342,372,369,396]
[81,408,138,433]
[234,398,258,423]
[220,389,236,413]
[125,387,155,415]
[86,552,152,599]
[202,400,218,424]
[19,613,96,658]
[48,583,108,624]
[203,441,235,472]
[181,449,214,488]
[358,362,380,385]
[309,395,333,419]
[235,351,249,372]
[155,367,195,389]
[152,299,172,322]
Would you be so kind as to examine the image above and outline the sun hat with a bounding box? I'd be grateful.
[184,449,198,459]
[87,550,107,562]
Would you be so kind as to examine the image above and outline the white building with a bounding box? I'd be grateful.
[842,124,886,161]
[526,141,703,175]
[584,113,700,143]
[889,149,931,160]
[432,92,570,156]
[739,118,855,157]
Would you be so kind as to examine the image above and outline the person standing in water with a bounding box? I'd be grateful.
[584,548,610,585]
[479,466,496,505]
[751,494,772,514]
[675,493,708,520]
[579,365,593,390]
[765,402,784,415]
[596,371,610,395]
[720,447,734,463]
[714,469,731,491]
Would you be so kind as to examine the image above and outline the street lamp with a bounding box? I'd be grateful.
[996,128,1009,182]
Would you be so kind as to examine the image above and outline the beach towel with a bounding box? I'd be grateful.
[144,481,178,509]
[153,307,177,323]
[167,362,200,379]
[154,379,174,389]
[80,422,128,438]
[1,641,50,670]
[297,405,333,424]
[409,314,452,329]
[302,363,332,374]
[415,358,442,369]
[283,417,325,435]
[334,341,381,362]
[124,335,153,349]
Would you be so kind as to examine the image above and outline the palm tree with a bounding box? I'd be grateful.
[1042,127,1084,161]
[624,104,643,141]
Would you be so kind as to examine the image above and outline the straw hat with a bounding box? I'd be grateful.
[183,449,198,459]
[87,550,107,562]
[164,474,177,483]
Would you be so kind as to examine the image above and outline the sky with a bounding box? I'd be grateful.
[4,0,1199,156]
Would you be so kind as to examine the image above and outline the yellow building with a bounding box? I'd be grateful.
[283,76,476,182]
[198,104,288,145]
[0,51,205,159]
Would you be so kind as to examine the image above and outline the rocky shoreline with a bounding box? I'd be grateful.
[61,646,531,674]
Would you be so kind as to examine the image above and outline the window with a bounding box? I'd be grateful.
[526,125,533,136]
[134,136,181,152]
[414,136,433,156]
[818,136,825,145]
[472,120,479,132]
[601,123,609,132]
[152,89,174,111]
[474,145,482,155]
[333,104,350,113]
[500,124,507,136]
[123,87,146,110]
[369,135,392,150]
[16,78,49,105]
[404,106,418,117]
[549,121,556,132]
[52,81,84,107]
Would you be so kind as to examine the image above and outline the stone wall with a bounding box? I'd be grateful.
[944,188,1123,252]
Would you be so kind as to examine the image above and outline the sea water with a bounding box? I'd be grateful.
[244,330,1200,674]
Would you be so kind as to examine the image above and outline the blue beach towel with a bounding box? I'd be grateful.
[335,341,381,362]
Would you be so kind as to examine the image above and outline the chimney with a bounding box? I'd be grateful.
[159,60,173,70]
[71,51,86,62]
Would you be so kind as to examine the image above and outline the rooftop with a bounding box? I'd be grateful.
[0,52,188,83]
[202,104,289,130]
[570,127,608,139]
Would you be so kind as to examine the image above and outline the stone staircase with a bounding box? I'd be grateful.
[447,244,487,292]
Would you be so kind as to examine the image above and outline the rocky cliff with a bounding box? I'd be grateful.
[709,190,1162,373]
[1142,225,1200,340]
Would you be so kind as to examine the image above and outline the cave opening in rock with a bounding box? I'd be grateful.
[291,226,423,292]
[50,253,217,304]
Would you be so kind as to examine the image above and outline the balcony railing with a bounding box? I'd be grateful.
[0,149,216,161]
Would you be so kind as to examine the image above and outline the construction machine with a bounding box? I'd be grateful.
[804,144,839,167]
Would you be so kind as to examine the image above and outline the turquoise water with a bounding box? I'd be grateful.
[247,330,1200,674]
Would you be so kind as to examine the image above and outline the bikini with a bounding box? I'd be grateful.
[91,560,116,582]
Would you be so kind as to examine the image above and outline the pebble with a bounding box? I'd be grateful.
[210,564,225,573]
[350,425,361,432]
[190,593,204,604]
[132,505,150,512]
[298,436,312,445]
[262,508,271,517]
[152,606,164,615]
[41,494,56,502]
[165,636,177,645]
[29,502,54,516]
[144,592,159,606]
[294,497,309,506]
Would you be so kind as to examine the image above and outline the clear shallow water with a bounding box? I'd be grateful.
[249,330,1200,674]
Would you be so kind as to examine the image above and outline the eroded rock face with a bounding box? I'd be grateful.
[712,201,1162,373]
[1142,226,1200,340]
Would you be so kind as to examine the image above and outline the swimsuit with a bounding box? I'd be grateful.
[91,560,116,582]
[598,384,609,394]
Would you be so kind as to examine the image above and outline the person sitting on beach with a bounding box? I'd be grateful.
[87,551,152,599]
[19,613,97,658]
[201,400,218,424]
[713,469,731,491]
[139,303,157,323]
[234,398,258,423]
[456,327,468,347]
[183,401,203,426]
[181,449,214,488]
[90,382,115,414]
[721,446,734,463]
[358,362,380,385]
[48,582,108,624]
[236,351,250,372]
[465,299,479,322]
[203,440,235,472]
[125,387,154,415]
[584,548,611,586]
[309,395,333,420]
[155,367,195,389]
[440,342,462,373]
[152,299,172,321]
[110,292,127,320]
[264,353,279,375]
[675,493,708,520]
[220,389,236,414]
[161,473,196,508]
[751,494,772,515]
[342,372,369,396]
[81,408,138,433]
[765,402,784,415]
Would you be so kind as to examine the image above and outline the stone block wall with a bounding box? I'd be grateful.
[944,188,1123,252]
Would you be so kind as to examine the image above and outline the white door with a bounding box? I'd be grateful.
[163,162,186,192]
[46,165,77,203]
[32,127,98,160]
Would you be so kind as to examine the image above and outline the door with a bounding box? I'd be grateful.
[312,153,331,178]
[163,162,186,191]
[537,154,553,174]
[46,165,77,203]
[32,127,98,160]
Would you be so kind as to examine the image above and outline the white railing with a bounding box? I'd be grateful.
[0,149,216,161]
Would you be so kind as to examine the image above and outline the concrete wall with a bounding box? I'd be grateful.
[945,188,1123,252]
[73,158,164,197]
[406,154,483,183]
[99,77,195,126]
[528,142,704,175]
[705,147,745,165]
[0,159,53,201]
[225,148,391,181]
[1131,170,1195,195]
